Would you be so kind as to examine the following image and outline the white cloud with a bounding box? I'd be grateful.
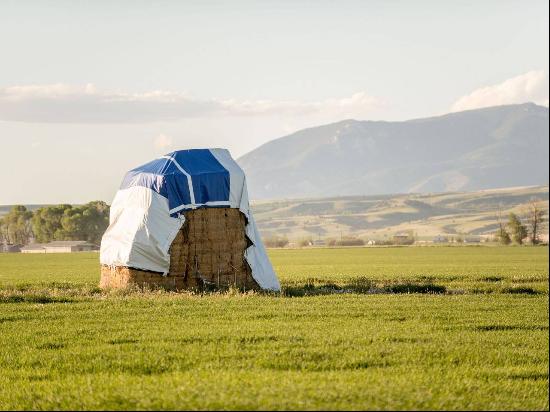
[153,134,173,151]
[219,92,385,117]
[451,70,549,112]
[0,84,385,124]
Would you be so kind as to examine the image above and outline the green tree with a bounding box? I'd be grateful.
[527,200,546,245]
[508,213,528,245]
[263,236,289,248]
[31,204,72,243]
[0,206,33,244]
[495,207,511,246]
[495,212,510,245]
[31,202,109,244]
[495,227,511,245]
[59,201,110,244]
[0,218,6,244]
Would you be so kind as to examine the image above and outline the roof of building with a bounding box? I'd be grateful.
[20,244,46,250]
[45,241,94,247]
[2,244,22,251]
[21,241,95,250]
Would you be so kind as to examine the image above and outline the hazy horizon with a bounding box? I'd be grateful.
[2,181,548,208]
[1,0,548,204]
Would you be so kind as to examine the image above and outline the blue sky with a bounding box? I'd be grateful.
[0,0,548,203]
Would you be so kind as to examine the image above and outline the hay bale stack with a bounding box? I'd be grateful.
[100,207,259,291]
[99,265,185,290]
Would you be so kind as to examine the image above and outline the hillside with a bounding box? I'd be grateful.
[239,103,549,200]
[3,186,548,243]
[251,185,549,241]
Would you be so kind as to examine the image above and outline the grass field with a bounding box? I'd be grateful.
[0,247,548,410]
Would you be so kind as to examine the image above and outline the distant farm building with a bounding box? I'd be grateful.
[20,244,46,254]
[433,235,449,243]
[393,232,414,245]
[21,241,96,254]
[393,232,410,240]
[1,243,22,253]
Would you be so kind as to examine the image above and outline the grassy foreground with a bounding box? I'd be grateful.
[0,247,548,410]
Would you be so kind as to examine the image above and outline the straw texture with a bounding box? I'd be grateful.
[100,208,259,291]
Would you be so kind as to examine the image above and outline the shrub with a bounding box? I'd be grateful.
[335,237,365,247]
[298,238,313,247]
[263,236,289,248]
[495,227,511,245]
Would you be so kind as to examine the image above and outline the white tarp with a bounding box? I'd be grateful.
[100,148,280,291]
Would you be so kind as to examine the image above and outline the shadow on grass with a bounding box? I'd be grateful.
[108,338,139,345]
[508,372,549,381]
[9,282,102,294]
[1,277,546,301]
[475,325,549,332]
[0,282,101,304]
[281,277,447,297]
[479,276,504,282]
[36,342,66,350]
[500,286,541,295]
[384,283,446,294]
[0,294,74,304]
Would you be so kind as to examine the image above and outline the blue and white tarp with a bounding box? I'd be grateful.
[100,148,280,291]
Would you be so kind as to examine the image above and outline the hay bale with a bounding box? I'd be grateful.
[99,265,185,290]
[100,207,259,291]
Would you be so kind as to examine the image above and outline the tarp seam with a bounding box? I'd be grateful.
[169,200,231,215]
[160,155,196,206]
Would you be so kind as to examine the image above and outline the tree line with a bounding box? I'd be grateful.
[0,201,110,246]
[495,201,546,245]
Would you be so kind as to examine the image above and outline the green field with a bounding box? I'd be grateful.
[0,247,548,410]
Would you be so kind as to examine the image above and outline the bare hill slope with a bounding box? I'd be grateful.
[251,185,549,241]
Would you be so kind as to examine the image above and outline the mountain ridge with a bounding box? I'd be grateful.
[238,103,549,200]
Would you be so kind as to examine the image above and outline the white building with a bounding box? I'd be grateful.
[20,244,47,254]
[21,241,96,254]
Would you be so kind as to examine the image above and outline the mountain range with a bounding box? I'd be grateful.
[238,103,549,200]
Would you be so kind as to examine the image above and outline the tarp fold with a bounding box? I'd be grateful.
[100,148,280,291]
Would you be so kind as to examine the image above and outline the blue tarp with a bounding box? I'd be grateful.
[101,148,280,290]
[120,149,230,215]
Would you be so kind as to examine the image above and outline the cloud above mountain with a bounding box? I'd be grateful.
[451,70,549,112]
[153,133,174,151]
[3,73,546,128]
[0,84,385,124]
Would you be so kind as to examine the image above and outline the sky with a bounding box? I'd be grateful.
[0,0,548,204]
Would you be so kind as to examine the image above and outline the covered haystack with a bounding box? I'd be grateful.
[100,149,280,291]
